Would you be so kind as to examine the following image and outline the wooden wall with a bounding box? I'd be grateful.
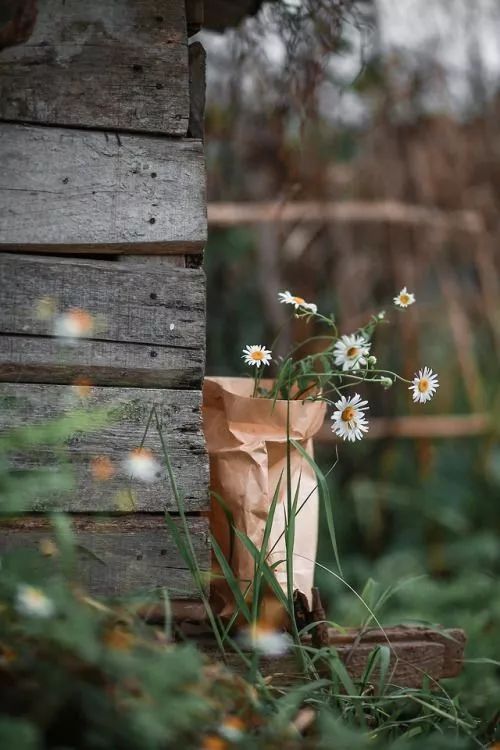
[0,0,209,600]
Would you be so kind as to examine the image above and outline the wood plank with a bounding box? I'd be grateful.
[0,253,205,349]
[0,384,209,512]
[0,335,203,388]
[0,0,189,134]
[200,626,466,689]
[0,515,209,598]
[188,41,206,139]
[207,201,484,233]
[0,125,206,251]
[316,414,490,442]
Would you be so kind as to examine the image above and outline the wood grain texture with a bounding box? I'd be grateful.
[0,0,189,134]
[0,125,206,251]
[0,335,204,388]
[0,383,209,512]
[201,626,466,689]
[0,515,209,598]
[0,254,205,386]
[188,41,205,139]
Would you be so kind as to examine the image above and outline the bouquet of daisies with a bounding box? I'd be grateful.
[241,287,439,443]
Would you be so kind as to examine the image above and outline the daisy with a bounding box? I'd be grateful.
[278,291,317,314]
[239,622,292,657]
[15,585,55,619]
[242,344,272,368]
[124,448,160,482]
[54,308,94,340]
[394,287,415,308]
[331,393,369,442]
[409,367,439,404]
[333,334,371,371]
[218,716,245,742]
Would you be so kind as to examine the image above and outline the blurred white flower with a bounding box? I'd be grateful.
[54,308,94,340]
[16,585,55,619]
[331,393,369,442]
[124,448,160,482]
[218,716,246,742]
[240,623,292,657]
[333,334,371,371]
[409,367,439,404]
[394,287,415,308]
[278,290,317,314]
[242,344,272,368]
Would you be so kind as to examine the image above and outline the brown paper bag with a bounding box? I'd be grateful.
[203,377,326,616]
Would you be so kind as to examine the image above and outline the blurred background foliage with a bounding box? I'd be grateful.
[202,0,500,723]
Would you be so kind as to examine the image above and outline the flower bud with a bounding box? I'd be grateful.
[380,376,393,389]
[368,355,377,366]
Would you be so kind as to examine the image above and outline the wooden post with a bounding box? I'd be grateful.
[0,0,209,600]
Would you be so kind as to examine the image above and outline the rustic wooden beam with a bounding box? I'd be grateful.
[0,0,190,135]
[0,515,209,598]
[0,254,205,388]
[0,126,206,252]
[199,626,466,689]
[316,414,491,442]
[207,201,484,234]
[0,384,209,512]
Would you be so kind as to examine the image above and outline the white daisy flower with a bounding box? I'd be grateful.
[54,308,94,340]
[333,334,371,371]
[242,344,272,368]
[240,623,292,657]
[331,393,369,442]
[16,585,55,619]
[409,367,439,404]
[278,291,317,314]
[394,287,416,308]
[124,448,160,482]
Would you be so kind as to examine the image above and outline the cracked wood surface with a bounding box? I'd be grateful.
[0,254,205,387]
[0,383,209,512]
[0,515,209,597]
[0,0,189,134]
[0,125,206,251]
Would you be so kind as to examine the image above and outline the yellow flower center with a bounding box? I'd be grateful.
[418,378,429,393]
[341,406,356,422]
[293,296,305,305]
[251,351,264,361]
[400,294,410,305]
[347,346,359,358]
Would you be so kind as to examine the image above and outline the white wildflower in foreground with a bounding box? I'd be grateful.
[239,623,292,657]
[409,367,439,404]
[278,290,317,314]
[16,585,55,619]
[124,448,160,482]
[54,308,94,340]
[331,393,369,442]
[242,344,272,368]
[394,287,415,308]
[333,334,371,371]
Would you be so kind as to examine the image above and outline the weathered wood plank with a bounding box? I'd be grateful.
[0,515,209,598]
[0,0,189,135]
[0,254,205,349]
[0,384,209,512]
[0,335,203,388]
[188,41,206,139]
[0,125,206,251]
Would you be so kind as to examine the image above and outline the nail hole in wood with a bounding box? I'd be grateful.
[150,292,157,300]
[150,350,158,358]
[136,553,143,561]
[151,172,157,178]
[160,549,167,556]
[132,64,143,72]
[149,217,156,225]
[155,82,163,90]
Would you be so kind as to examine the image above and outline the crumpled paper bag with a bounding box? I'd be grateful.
[203,377,326,616]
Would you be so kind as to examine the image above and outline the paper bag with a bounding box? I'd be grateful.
[203,377,326,616]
